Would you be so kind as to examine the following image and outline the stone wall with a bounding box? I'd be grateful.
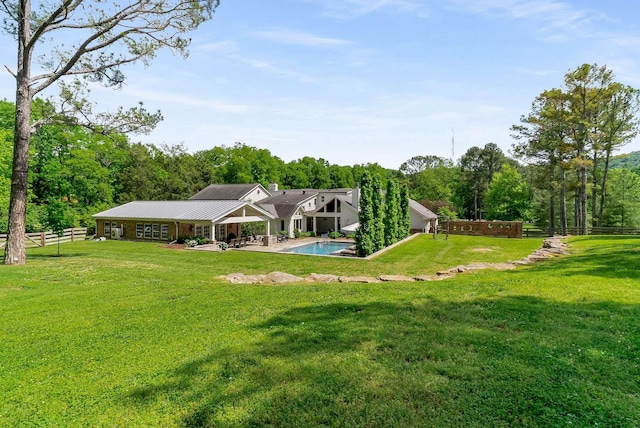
[444,220,523,238]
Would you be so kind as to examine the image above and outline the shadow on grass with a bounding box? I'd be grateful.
[28,253,90,259]
[125,295,640,427]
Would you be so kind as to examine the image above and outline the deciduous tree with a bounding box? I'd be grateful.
[485,165,530,221]
[1,0,218,264]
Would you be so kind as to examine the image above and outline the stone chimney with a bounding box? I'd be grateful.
[352,184,359,210]
[268,182,278,192]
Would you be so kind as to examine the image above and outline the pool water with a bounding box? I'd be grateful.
[282,241,353,255]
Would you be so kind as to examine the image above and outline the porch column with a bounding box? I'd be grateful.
[265,220,270,235]
[211,221,216,241]
[334,216,338,233]
[313,216,317,233]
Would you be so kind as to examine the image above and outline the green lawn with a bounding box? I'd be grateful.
[1,235,639,427]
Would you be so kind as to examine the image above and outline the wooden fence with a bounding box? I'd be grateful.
[524,226,640,237]
[0,228,88,248]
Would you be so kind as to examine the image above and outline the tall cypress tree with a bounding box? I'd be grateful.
[384,179,399,246]
[355,171,374,257]
[398,183,411,240]
[371,174,385,252]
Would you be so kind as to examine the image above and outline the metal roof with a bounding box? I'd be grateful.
[258,190,318,218]
[409,199,438,219]
[189,183,267,200]
[92,200,275,222]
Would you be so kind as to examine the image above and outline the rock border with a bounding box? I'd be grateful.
[220,237,569,284]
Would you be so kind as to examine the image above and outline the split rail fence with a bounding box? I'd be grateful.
[0,228,88,249]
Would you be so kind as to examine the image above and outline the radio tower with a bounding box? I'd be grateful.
[451,128,455,160]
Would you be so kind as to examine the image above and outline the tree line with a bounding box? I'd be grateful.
[3,64,640,244]
[3,98,640,242]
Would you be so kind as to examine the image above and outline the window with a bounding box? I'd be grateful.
[326,200,335,213]
[321,196,325,203]
[136,223,143,238]
[203,225,211,239]
[195,225,203,237]
[161,224,169,240]
[104,221,111,236]
[144,224,151,239]
[152,224,160,239]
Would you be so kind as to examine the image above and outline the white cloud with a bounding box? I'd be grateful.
[446,0,604,40]
[110,86,252,114]
[299,0,432,20]
[252,29,351,47]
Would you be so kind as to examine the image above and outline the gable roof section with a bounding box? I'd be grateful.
[311,194,357,214]
[93,200,275,222]
[409,199,438,219]
[189,183,268,201]
[258,190,318,218]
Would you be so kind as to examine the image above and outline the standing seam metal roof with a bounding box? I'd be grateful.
[92,200,274,221]
[408,199,438,219]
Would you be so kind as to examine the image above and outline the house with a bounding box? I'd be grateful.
[408,199,438,233]
[258,187,319,237]
[93,183,438,241]
[189,183,269,203]
[93,199,275,242]
[307,188,360,235]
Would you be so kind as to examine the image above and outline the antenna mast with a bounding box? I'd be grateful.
[451,128,455,160]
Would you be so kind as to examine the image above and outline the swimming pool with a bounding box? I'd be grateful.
[282,241,353,256]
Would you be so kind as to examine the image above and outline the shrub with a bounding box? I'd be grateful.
[218,242,229,251]
[329,231,344,239]
[177,235,208,245]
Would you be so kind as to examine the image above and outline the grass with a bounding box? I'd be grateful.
[1,235,639,426]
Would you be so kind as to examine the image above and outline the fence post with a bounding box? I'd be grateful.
[41,232,45,247]
[71,228,74,242]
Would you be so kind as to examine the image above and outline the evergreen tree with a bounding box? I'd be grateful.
[398,183,411,240]
[371,174,385,252]
[384,179,400,246]
[355,171,374,257]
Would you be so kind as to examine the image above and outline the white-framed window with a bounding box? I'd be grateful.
[218,224,226,241]
[144,224,151,239]
[104,221,111,236]
[160,224,169,240]
[203,225,211,239]
[195,225,203,237]
[136,223,143,238]
[152,224,160,239]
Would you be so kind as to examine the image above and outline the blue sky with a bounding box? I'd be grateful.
[2,0,640,168]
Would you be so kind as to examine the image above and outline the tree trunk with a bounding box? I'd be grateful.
[560,168,568,236]
[549,193,555,237]
[579,164,588,235]
[591,151,599,227]
[598,148,612,227]
[4,0,32,265]
[474,188,479,220]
